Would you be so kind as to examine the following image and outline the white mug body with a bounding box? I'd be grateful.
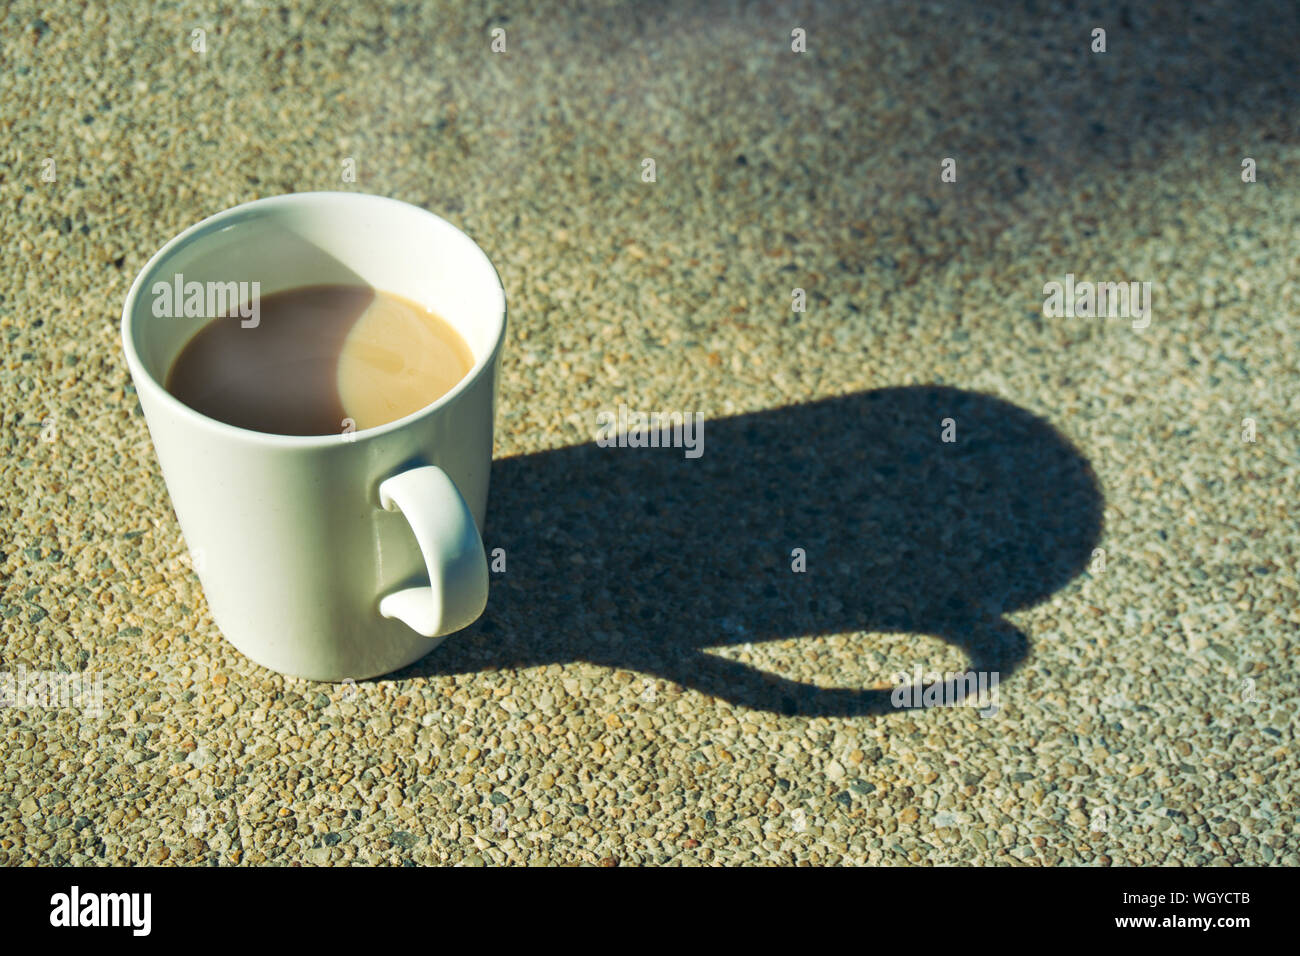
[121,193,506,680]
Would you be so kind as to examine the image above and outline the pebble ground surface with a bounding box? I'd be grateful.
[1,1,1297,865]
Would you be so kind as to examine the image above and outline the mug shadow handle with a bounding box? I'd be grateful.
[377,465,489,638]
[644,617,1027,718]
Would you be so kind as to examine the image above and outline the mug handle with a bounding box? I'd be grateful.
[377,465,489,638]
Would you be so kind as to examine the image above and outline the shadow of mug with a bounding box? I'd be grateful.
[400,386,1103,717]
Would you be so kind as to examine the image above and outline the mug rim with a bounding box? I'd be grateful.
[120,191,508,448]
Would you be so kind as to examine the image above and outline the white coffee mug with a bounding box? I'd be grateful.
[121,192,506,680]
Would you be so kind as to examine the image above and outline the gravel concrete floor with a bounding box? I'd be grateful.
[1,0,1297,865]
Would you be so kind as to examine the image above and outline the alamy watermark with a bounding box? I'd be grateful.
[595,404,704,458]
[152,273,260,328]
[0,666,105,717]
[891,667,1000,717]
[49,886,150,936]
[1042,273,1152,330]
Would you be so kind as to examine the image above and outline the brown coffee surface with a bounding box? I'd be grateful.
[165,285,474,436]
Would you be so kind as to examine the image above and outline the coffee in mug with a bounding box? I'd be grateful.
[165,284,474,436]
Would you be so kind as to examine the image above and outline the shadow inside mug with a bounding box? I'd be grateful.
[166,284,377,436]
[396,386,1103,717]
